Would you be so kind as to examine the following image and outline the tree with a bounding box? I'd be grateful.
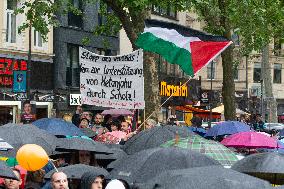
[188,0,284,120]
[230,0,284,122]
[16,0,189,120]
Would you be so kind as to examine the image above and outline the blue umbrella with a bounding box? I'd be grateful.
[33,118,85,136]
[204,121,250,137]
[188,127,206,137]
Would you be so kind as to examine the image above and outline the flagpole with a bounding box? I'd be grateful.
[137,77,192,131]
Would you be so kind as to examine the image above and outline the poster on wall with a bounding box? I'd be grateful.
[13,71,26,93]
[20,100,36,124]
[79,47,145,109]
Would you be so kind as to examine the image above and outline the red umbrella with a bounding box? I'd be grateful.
[221,131,279,149]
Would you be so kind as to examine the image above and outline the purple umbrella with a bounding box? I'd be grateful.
[205,121,250,137]
[101,109,133,116]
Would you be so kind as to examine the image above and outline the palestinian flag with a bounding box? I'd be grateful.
[135,19,232,77]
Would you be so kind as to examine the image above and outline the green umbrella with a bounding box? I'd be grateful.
[161,135,238,167]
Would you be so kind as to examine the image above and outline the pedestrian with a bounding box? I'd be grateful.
[145,119,157,130]
[105,179,130,189]
[3,168,22,189]
[110,120,121,132]
[50,172,69,189]
[79,118,90,129]
[24,169,45,189]
[102,114,112,131]
[92,113,108,135]
[80,171,106,189]
[72,105,83,127]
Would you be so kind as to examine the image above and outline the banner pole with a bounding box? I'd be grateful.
[137,77,192,131]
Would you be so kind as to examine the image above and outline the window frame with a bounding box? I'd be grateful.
[66,44,80,87]
[6,9,16,43]
[253,63,261,83]
[207,61,216,79]
[273,63,282,84]
[33,29,43,48]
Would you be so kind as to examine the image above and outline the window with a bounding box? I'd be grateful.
[6,0,17,43]
[207,61,216,79]
[170,64,176,75]
[97,3,111,26]
[68,0,83,28]
[152,5,177,19]
[253,63,261,83]
[234,66,239,80]
[158,56,167,74]
[274,64,282,83]
[34,30,43,47]
[66,44,80,87]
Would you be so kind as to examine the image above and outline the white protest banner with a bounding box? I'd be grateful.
[79,47,145,109]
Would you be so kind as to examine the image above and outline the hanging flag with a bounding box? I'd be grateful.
[135,19,232,77]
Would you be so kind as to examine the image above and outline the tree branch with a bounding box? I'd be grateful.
[102,0,138,47]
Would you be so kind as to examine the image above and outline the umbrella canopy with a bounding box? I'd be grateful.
[136,166,272,189]
[56,137,112,154]
[0,161,19,180]
[160,135,238,167]
[122,125,194,155]
[101,109,133,116]
[108,147,220,184]
[231,152,284,185]
[221,131,279,149]
[0,137,13,150]
[0,124,58,156]
[205,121,251,137]
[44,164,109,179]
[80,128,97,138]
[187,127,206,136]
[96,146,127,160]
[33,118,85,136]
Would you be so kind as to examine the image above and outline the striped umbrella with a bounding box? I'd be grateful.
[161,134,238,167]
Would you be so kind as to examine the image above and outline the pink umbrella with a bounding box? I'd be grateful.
[221,131,279,149]
[101,109,133,116]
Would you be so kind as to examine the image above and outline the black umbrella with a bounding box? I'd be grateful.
[0,124,58,156]
[0,161,19,180]
[108,147,220,183]
[55,137,112,154]
[122,125,194,155]
[95,146,127,160]
[44,164,109,179]
[80,128,97,138]
[231,152,284,185]
[135,166,272,189]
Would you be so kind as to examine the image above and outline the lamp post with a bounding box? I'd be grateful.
[26,22,32,100]
[208,61,214,128]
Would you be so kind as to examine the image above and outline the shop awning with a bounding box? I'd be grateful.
[176,106,221,119]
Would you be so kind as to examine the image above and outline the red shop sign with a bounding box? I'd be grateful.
[0,58,27,86]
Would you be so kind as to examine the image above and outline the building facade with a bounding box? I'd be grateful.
[0,0,54,125]
[53,0,119,116]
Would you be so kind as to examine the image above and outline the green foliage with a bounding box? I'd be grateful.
[15,0,59,41]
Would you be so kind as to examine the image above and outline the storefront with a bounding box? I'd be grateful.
[158,76,201,123]
[0,55,54,125]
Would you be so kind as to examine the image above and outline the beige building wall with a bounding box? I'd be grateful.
[0,0,53,60]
